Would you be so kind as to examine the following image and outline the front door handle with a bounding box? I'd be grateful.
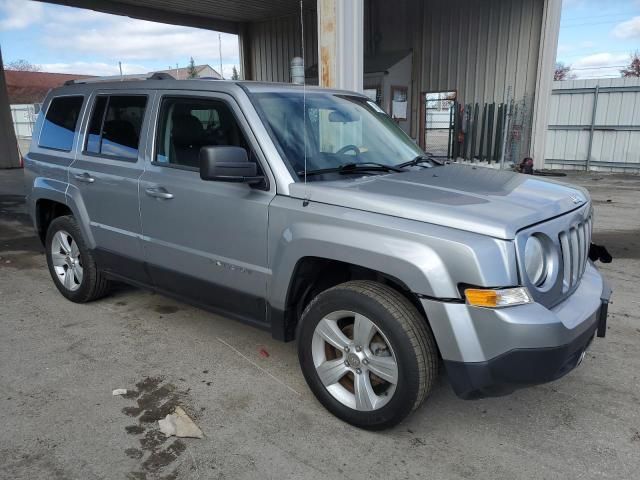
[145,187,174,199]
[74,172,95,183]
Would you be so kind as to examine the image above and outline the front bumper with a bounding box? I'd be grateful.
[421,263,611,399]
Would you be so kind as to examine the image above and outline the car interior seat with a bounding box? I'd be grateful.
[171,114,205,168]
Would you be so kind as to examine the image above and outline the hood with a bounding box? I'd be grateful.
[288,164,590,239]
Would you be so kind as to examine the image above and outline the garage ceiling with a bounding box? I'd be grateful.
[38,0,313,33]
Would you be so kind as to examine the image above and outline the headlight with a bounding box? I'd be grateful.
[524,235,546,286]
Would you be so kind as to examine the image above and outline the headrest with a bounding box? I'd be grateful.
[103,119,138,148]
[171,114,204,146]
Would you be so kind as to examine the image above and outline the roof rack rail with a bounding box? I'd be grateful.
[64,71,174,86]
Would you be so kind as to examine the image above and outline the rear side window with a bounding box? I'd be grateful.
[85,95,147,160]
[39,96,84,151]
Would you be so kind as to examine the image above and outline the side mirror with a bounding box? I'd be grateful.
[199,146,263,184]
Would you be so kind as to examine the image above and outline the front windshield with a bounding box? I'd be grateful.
[251,91,425,181]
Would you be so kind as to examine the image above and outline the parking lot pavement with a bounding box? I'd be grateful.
[1,167,639,480]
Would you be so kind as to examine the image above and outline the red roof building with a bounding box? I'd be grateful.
[5,70,93,104]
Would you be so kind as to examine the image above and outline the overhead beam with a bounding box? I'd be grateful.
[317,0,363,92]
[37,0,240,34]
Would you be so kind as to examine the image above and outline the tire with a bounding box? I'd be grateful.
[45,215,110,303]
[298,280,438,430]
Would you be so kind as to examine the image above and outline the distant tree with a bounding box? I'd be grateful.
[186,57,198,79]
[554,62,574,81]
[231,65,239,80]
[6,59,40,72]
[620,51,640,77]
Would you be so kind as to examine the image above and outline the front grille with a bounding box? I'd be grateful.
[558,216,592,292]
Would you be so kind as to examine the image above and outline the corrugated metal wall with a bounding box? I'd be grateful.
[245,0,545,102]
[417,0,544,105]
[242,0,546,157]
[246,9,317,83]
[368,0,545,149]
[545,78,640,172]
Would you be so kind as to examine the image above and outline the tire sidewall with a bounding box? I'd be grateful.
[298,286,423,429]
[45,216,95,302]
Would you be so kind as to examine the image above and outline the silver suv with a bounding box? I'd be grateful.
[24,77,611,429]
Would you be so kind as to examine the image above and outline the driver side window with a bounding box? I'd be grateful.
[155,96,256,170]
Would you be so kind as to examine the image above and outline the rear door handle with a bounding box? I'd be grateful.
[74,172,95,183]
[145,187,174,199]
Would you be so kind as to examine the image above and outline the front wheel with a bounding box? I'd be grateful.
[298,280,439,430]
[45,215,110,303]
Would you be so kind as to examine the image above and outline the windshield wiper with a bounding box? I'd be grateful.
[298,162,405,177]
[396,154,444,169]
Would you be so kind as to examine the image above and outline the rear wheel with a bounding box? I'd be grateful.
[45,215,110,302]
[298,280,438,429]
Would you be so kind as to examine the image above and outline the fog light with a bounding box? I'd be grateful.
[465,287,533,308]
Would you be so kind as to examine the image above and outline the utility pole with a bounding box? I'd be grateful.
[219,33,224,79]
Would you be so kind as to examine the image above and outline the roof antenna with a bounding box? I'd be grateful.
[300,0,309,206]
[218,33,224,79]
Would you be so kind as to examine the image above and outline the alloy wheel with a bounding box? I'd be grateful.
[50,230,83,292]
[311,310,398,411]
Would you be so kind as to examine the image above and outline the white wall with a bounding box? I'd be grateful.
[197,66,222,79]
[374,53,413,134]
[10,103,38,139]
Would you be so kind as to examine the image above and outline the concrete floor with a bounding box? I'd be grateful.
[1,167,639,480]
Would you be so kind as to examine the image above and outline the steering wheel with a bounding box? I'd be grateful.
[336,144,361,156]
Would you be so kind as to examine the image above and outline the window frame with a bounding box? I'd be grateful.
[37,94,85,153]
[82,93,149,163]
[151,94,267,181]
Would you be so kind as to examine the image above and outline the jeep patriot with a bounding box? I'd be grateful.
[24,77,611,429]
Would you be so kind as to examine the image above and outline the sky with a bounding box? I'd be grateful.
[557,0,640,79]
[0,0,240,78]
[0,0,638,81]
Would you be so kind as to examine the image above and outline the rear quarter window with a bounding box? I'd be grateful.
[38,96,84,151]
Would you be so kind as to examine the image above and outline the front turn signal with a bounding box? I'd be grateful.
[465,287,532,308]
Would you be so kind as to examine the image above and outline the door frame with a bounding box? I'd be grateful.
[137,89,277,327]
[144,89,276,191]
[419,89,457,154]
